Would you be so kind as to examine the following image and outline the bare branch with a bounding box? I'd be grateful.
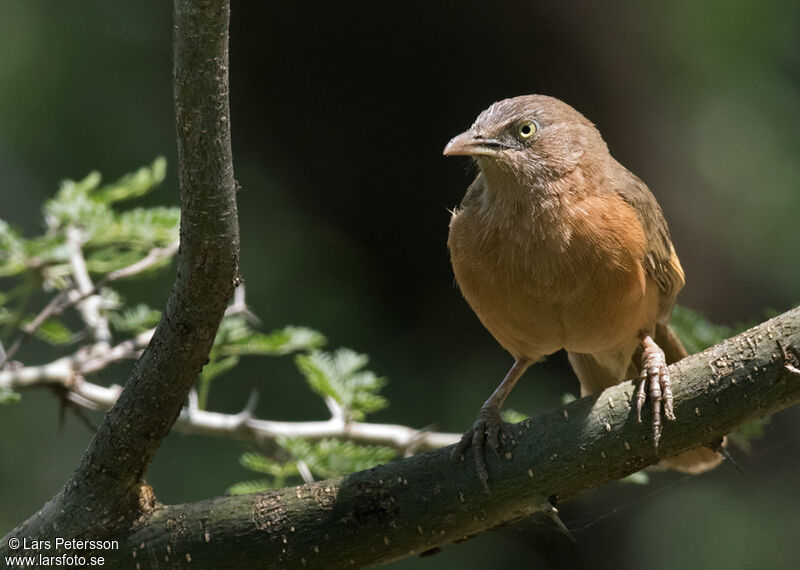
[0,329,152,389]
[0,347,459,453]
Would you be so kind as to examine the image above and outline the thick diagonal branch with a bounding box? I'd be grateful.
[1,0,238,542]
[106,306,799,569]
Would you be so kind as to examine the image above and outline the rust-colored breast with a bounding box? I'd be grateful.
[448,189,660,360]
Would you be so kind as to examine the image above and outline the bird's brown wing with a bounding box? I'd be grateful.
[613,168,685,322]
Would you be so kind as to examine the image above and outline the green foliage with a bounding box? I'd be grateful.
[227,453,302,494]
[196,318,327,410]
[670,306,772,453]
[32,318,77,346]
[92,158,168,204]
[226,479,283,496]
[109,304,161,334]
[0,159,175,349]
[0,160,176,405]
[1,158,395,496]
[728,418,770,453]
[0,387,21,405]
[295,349,387,421]
[561,392,577,405]
[280,437,396,479]
[501,408,529,424]
[229,348,393,494]
[229,439,397,495]
[670,305,735,355]
[0,221,26,277]
[0,157,175,283]
[219,324,325,357]
[619,471,650,485]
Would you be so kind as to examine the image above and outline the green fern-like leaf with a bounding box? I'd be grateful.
[213,316,253,347]
[561,392,577,405]
[91,157,167,204]
[109,304,161,334]
[92,206,180,249]
[278,437,396,479]
[22,235,71,278]
[670,306,773,450]
[44,172,114,236]
[619,471,650,485]
[729,418,771,453]
[228,453,301,493]
[240,452,297,477]
[670,305,735,355]
[200,356,240,384]
[220,326,326,357]
[227,479,275,495]
[295,349,387,420]
[32,318,77,346]
[0,220,27,277]
[0,387,21,405]
[501,408,529,423]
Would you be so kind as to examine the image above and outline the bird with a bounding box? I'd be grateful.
[444,95,722,487]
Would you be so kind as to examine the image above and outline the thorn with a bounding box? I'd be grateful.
[65,390,103,412]
[297,460,315,484]
[226,283,262,325]
[234,390,259,428]
[188,388,199,412]
[243,388,259,415]
[69,405,99,433]
[708,440,744,477]
[776,340,800,376]
[539,499,576,543]
[419,547,442,558]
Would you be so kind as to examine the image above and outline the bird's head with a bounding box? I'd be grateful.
[443,95,606,185]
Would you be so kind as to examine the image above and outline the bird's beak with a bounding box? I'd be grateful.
[443,130,504,157]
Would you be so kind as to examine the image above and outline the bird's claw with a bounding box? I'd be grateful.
[635,336,675,448]
[452,405,507,492]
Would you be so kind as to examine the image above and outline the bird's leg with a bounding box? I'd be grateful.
[636,333,675,448]
[453,358,531,491]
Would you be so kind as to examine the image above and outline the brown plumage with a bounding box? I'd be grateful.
[445,95,721,486]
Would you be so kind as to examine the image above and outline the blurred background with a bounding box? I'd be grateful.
[2,1,799,568]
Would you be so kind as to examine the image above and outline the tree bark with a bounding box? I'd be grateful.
[100,306,800,568]
[1,0,238,549]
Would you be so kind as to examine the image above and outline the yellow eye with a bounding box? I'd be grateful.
[517,121,536,139]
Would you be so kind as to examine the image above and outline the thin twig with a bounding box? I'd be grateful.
[0,292,68,369]
[66,226,111,346]
[103,242,179,282]
[0,242,177,370]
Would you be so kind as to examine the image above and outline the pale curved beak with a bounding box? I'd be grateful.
[443,130,505,157]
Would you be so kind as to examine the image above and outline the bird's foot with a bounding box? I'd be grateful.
[635,335,675,448]
[452,404,507,492]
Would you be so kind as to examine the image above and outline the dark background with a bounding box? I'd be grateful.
[2,2,799,568]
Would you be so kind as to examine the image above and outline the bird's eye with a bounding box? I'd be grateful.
[517,121,537,139]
